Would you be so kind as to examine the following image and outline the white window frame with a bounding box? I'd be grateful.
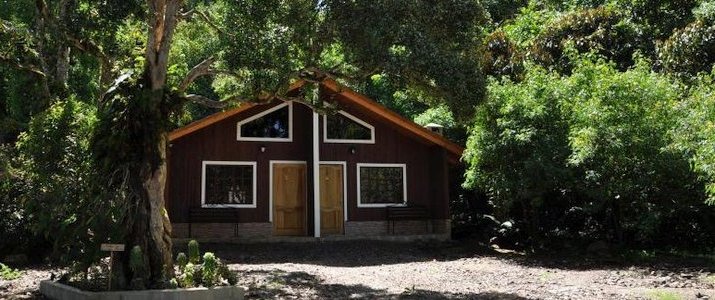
[356,163,407,208]
[236,102,293,142]
[323,111,375,144]
[201,161,257,208]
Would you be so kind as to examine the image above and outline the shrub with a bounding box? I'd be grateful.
[532,7,645,73]
[465,55,715,250]
[129,246,147,290]
[180,262,195,288]
[202,252,218,287]
[672,73,715,204]
[14,98,122,265]
[482,31,525,81]
[187,240,200,264]
[176,252,187,270]
[174,240,237,288]
[0,263,21,280]
[657,2,715,78]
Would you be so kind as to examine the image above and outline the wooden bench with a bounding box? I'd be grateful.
[188,208,239,238]
[386,206,431,234]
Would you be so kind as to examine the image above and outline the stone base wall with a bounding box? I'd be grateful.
[172,219,451,240]
[172,223,272,239]
[344,219,450,237]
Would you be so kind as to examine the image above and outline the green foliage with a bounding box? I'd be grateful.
[168,1,225,125]
[215,0,488,122]
[614,0,699,40]
[176,252,188,270]
[482,30,525,80]
[0,145,39,256]
[464,65,573,216]
[694,1,715,23]
[501,3,560,49]
[532,6,644,72]
[201,252,218,287]
[129,245,147,289]
[179,262,196,288]
[0,262,21,280]
[482,0,529,24]
[14,98,121,263]
[361,74,430,120]
[175,241,236,288]
[657,2,715,78]
[465,56,715,249]
[187,240,200,264]
[672,73,715,204]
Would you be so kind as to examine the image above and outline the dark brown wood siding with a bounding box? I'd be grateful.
[167,101,315,225]
[319,93,450,221]
[167,93,451,227]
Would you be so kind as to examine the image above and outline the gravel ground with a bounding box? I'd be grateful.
[209,241,715,300]
[2,240,715,299]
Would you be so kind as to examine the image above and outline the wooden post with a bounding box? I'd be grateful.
[101,244,125,291]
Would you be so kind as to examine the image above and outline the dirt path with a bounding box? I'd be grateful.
[2,241,714,299]
[210,241,715,299]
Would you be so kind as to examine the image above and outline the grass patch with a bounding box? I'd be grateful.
[648,290,683,300]
[0,263,22,280]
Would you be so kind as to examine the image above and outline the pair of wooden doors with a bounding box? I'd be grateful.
[272,163,344,236]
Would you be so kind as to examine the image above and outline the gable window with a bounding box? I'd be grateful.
[237,102,292,142]
[323,111,375,144]
[201,161,257,208]
[357,163,406,207]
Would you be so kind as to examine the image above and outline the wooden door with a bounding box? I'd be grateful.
[320,164,344,235]
[272,163,307,236]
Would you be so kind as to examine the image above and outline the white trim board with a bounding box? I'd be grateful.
[236,102,293,142]
[356,163,407,208]
[268,160,308,222]
[313,112,321,237]
[323,110,375,144]
[201,161,257,208]
[319,161,348,222]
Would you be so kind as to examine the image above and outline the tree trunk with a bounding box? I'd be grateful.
[113,0,182,288]
[141,134,173,280]
[55,0,70,91]
[56,46,70,91]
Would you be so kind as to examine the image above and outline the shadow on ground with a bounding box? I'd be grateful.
[200,240,487,267]
[199,240,715,273]
[239,269,531,300]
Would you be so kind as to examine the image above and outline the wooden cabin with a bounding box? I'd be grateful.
[167,79,463,240]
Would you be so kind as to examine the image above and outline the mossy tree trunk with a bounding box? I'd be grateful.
[114,0,181,289]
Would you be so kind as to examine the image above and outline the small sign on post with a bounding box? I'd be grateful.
[101,243,125,291]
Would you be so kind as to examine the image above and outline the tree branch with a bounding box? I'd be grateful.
[179,8,228,36]
[184,94,227,108]
[178,56,216,92]
[0,55,46,77]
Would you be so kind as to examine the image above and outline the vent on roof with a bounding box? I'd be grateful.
[425,123,444,136]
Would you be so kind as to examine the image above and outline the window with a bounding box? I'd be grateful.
[201,161,257,208]
[323,111,375,144]
[237,102,292,141]
[357,164,407,207]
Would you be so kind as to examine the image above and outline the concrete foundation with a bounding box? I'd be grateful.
[40,280,244,300]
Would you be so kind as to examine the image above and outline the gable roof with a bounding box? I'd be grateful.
[169,79,464,159]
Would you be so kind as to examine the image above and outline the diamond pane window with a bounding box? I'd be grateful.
[357,164,406,207]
